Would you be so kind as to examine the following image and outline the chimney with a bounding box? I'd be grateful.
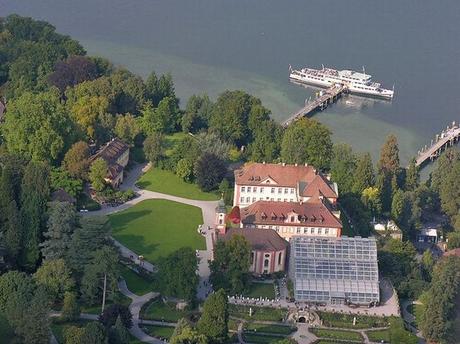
[282,163,286,166]
[304,163,308,167]
[263,161,266,164]
[326,173,331,181]
[313,168,317,174]
[295,163,298,166]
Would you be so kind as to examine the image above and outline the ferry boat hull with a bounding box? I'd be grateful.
[289,66,394,100]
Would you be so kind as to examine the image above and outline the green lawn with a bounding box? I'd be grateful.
[119,264,156,295]
[80,291,131,314]
[141,325,175,339]
[137,168,219,201]
[229,304,287,322]
[0,313,14,343]
[164,132,187,157]
[141,298,188,322]
[244,282,276,299]
[245,323,296,335]
[318,311,389,329]
[243,332,286,343]
[228,319,241,332]
[310,328,363,342]
[366,329,390,342]
[110,199,205,263]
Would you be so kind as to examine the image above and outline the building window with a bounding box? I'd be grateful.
[290,216,294,222]
[284,199,287,202]
[270,198,274,201]
[219,219,223,224]
[303,228,308,234]
[277,198,281,201]
[291,188,295,194]
[325,228,329,235]
[284,188,289,194]
[253,187,257,192]
[310,228,315,234]
[259,197,263,200]
[241,187,245,192]
[296,228,301,234]
[271,188,275,193]
[251,252,255,264]
[246,197,250,203]
[260,187,264,193]
[278,188,282,194]
[252,197,256,202]
[318,228,322,235]
[278,252,282,265]
[240,197,244,203]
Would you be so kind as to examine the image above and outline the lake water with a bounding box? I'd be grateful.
[4,0,460,165]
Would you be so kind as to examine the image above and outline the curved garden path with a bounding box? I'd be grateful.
[85,163,218,301]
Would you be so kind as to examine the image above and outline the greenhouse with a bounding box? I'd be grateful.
[289,236,380,305]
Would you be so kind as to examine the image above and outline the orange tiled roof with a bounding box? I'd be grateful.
[241,199,342,229]
[235,162,337,198]
[220,228,288,252]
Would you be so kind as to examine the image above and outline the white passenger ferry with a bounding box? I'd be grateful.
[289,65,394,99]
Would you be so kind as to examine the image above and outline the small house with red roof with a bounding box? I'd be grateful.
[90,138,129,188]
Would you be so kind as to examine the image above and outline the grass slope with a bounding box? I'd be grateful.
[310,328,363,342]
[118,264,156,295]
[137,168,219,201]
[243,282,276,299]
[110,199,205,263]
[141,299,188,322]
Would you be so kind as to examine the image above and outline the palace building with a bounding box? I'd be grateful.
[233,162,338,209]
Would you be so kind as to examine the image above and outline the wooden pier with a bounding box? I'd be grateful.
[282,84,347,127]
[415,121,460,166]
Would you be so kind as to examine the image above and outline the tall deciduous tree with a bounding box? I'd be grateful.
[63,141,91,180]
[41,201,78,261]
[171,318,207,344]
[352,153,375,194]
[20,161,50,269]
[62,291,80,321]
[89,158,108,192]
[143,132,164,166]
[33,258,75,302]
[248,120,283,163]
[114,114,140,144]
[197,289,228,344]
[181,94,212,133]
[330,144,356,195]
[48,55,98,93]
[194,153,226,192]
[210,235,251,294]
[280,118,332,170]
[157,247,199,302]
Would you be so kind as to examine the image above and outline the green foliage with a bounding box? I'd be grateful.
[63,141,90,180]
[352,153,375,194]
[48,55,98,93]
[280,118,332,170]
[176,158,194,182]
[50,167,83,197]
[157,247,199,302]
[361,187,381,218]
[146,71,176,107]
[63,325,86,344]
[33,258,75,302]
[248,120,283,163]
[114,114,140,144]
[378,134,400,174]
[195,132,233,161]
[210,235,251,294]
[330,143,356,195]
[20,160,50,269]
[2,90,75,162]
[143,132,165,165]
[194,153,226,192]
[89,158,108,192]
[82,322,106,344]
[111,315,130,344]
[197,289,229,343]
[62,291,80,322]
[339,194,372,237]
[420,256,460,343]
[182,94,212,133]
[140,98,179,135]
[170,318,207,344]
[405,158,419,191]
[81,246,119,306]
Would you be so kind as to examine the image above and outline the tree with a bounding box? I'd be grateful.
[66,216,112,274]
[280,118,332,170]
[62,291,80,321]
[139,98,179,135]
[69,95,110,140]
[210,235,251,294]
[63,141,91,179]
[41,201,78,260]
[194,153,226,192]
[195,132,232,161]
[110,315,130,344]
[405,158,419,191]
[20,160,50,269]
[156,247,199,302]
[447,231,460,249]
[2,90,75,162]
[378,134,400,174]
[181,94,212,133]
[99,304,133,329]
[352,153,375,194]
[89,158,108,192]
[197,289,228,344]
[82,322,107,344]
[81,246,119,309]
[330,144,356,195]
[248,120,283,163]
[48,55,98,93]
[34,259,75,302]
[146,71,176,107]
[176,158,194,182]
[64,326,86,344]
[361,187,382,218]
[2,199,22,265]
[437,159,460,220]
[114,114,140,144]
[171,318,208,344]
[50,167,83,197]
[143,132,164,165]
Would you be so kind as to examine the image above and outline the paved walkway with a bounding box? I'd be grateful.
[85,163,218,300]
[401,299,426,344]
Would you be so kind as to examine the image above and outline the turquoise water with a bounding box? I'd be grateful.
[4,0,460,164]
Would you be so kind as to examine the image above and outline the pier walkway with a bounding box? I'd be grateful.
[282,84,347,127]
[415,121,460,166]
